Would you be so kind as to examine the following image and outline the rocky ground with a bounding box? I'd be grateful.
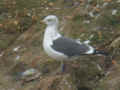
[0,0,120,90]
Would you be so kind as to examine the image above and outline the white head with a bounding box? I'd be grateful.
[43,15,59,26]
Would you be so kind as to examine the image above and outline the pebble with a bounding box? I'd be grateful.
[13,46,21,52]
[16,55,20,60]
[27,13,32,17]
[83,20,90,24]
[89,12,94,17]
[97,64,102,71]
[102,2,109,7]
[0,52,4,57]
[20,68,41,83]
[21,68,38,76]
[48,2,54,6]
[45,7,49,10]
[112,9,118,15]
[96,4,100,8]
[95,14,101,19]
[89,34,94,39]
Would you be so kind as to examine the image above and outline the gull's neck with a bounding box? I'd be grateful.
[43,24,61,45]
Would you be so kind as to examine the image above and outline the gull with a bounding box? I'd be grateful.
[42,15,108,71]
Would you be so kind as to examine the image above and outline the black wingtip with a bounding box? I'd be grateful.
[93,50,109,56]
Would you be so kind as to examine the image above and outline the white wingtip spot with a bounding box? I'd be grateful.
[85,46,94,54]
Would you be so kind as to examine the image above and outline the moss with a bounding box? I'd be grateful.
[48,0,57,2]
[72,15,84,25]
[0,40,9,49]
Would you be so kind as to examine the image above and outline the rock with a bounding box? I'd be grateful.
[110,37,120,48]
[36,74,77,90]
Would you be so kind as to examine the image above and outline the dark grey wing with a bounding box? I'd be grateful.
[51,37,90,57]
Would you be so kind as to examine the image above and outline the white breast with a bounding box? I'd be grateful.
[43,26,68,60]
